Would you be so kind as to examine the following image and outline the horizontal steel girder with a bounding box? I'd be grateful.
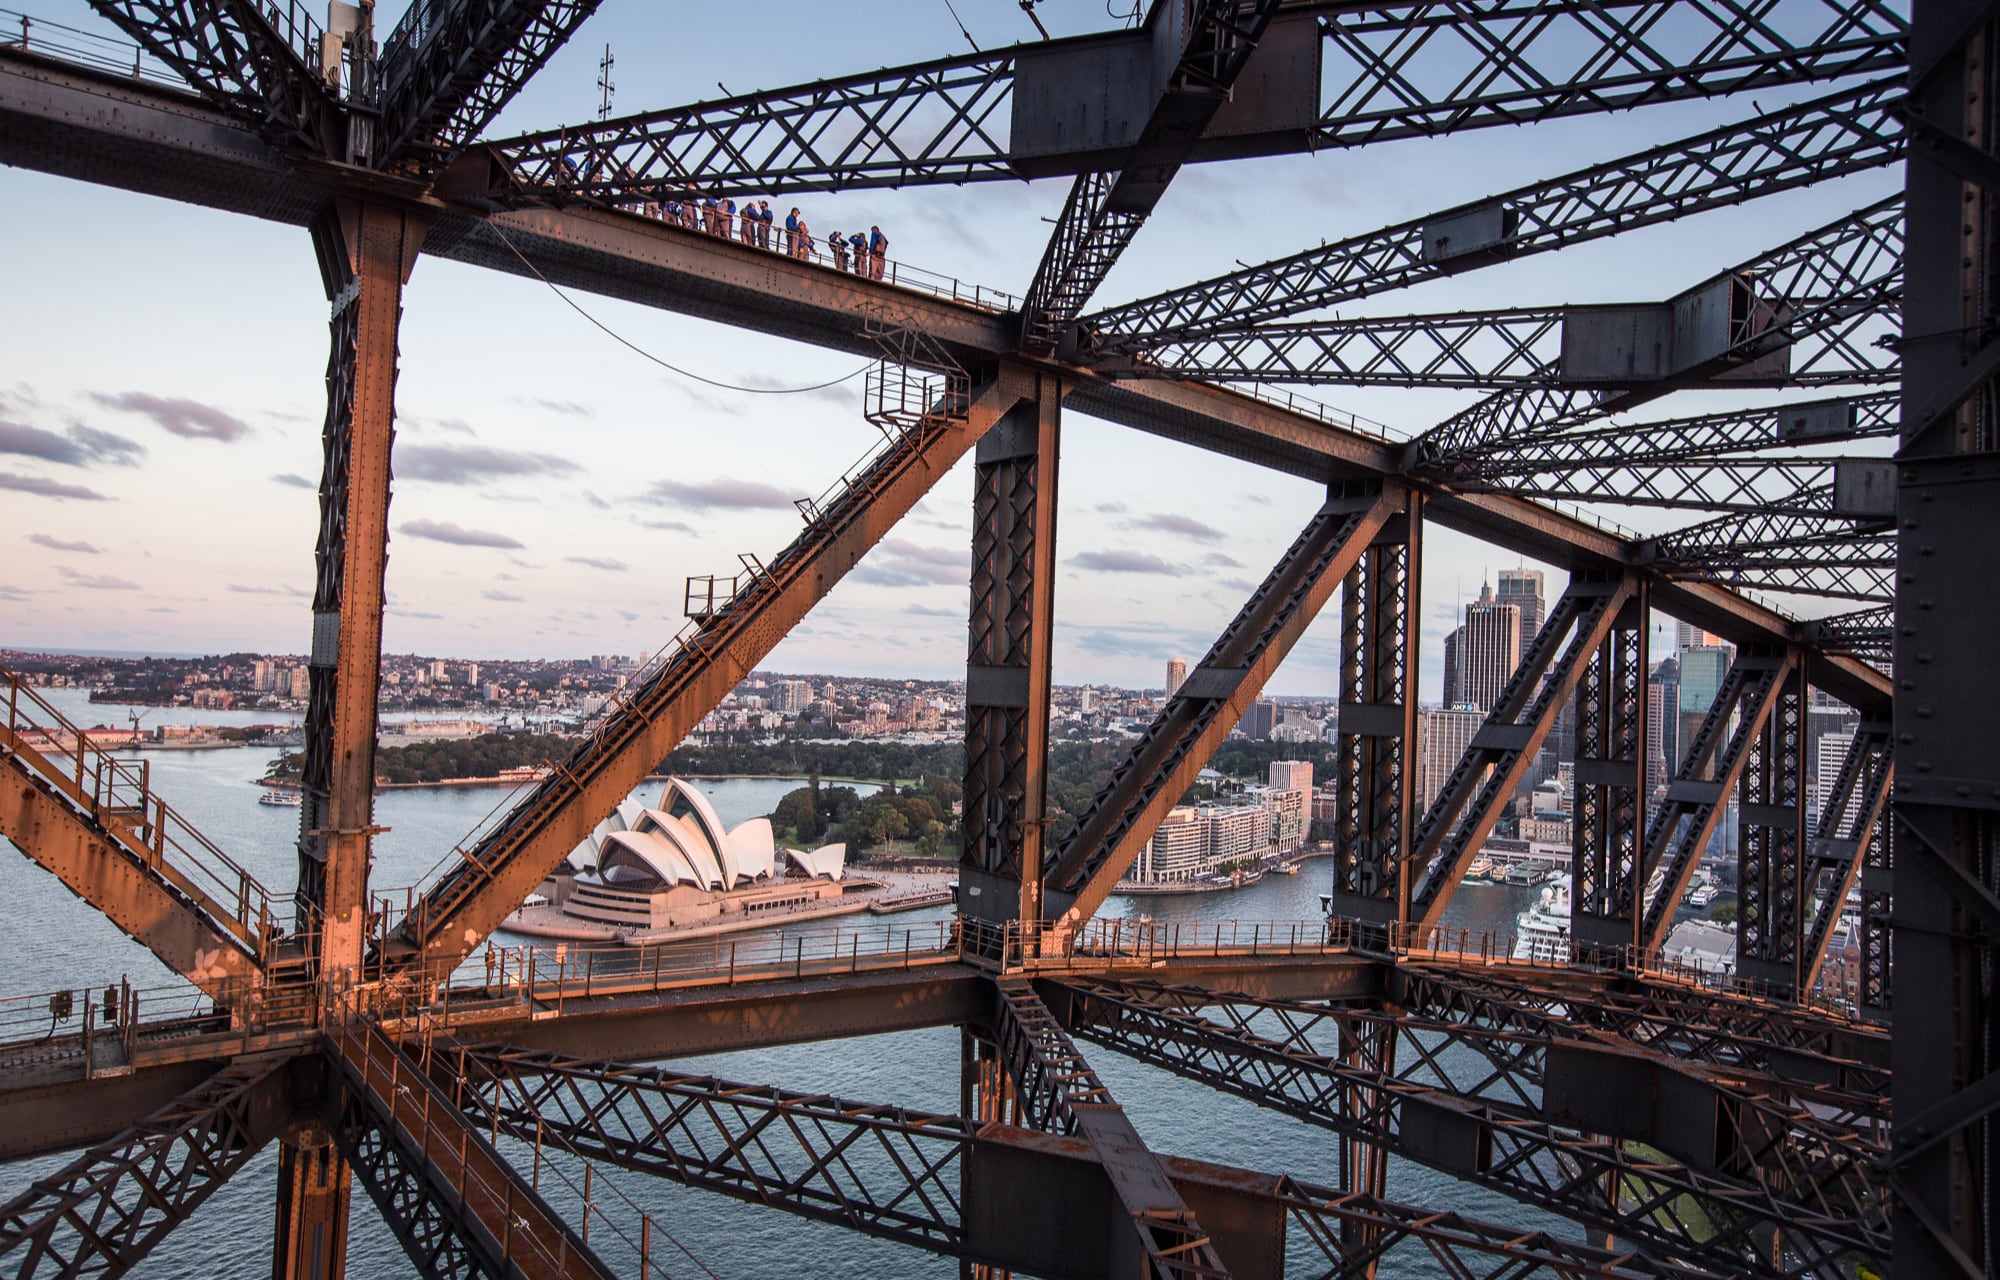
[325,1022,613,1280]
[1054,977,1885,1277]
[0,52,1895,712]
[1043,486,1400,929]
[0,1059,291,1278]
[395,366,1035,979]
[437,1039,1722,1280]
[0,743,263,996]
[1086,76,1907,348]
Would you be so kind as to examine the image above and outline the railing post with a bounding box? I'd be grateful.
[582,1163,593,1244]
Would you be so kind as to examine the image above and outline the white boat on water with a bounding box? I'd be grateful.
[1512,874,1573,963]
[259,789,302,807]
[1687,871,1719,908]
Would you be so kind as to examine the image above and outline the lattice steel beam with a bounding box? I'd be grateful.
[1736,662,1808,987]
[86,0,342,151]
[1041,485,1399,932]
[992,978,1229,1278]
[375,0,602,169]
[1396,963,1891,1096]
[0,1061,289,1278]
[1056,977,1884,1277]
[1803,603,1894,664]
[1139,198,1904,390]
[1639,650,1794,953]
[1644,506,1895,603]
[1087,77,1906,348]
[1329,505,1422,924]
[1019,0,1285,348]
[1313,0,1905,148]
[1571,590,1650,950]
[396,366,1033,981]
[326,1023,612,1280]
[1406,196,1906,464]
[441,1040,1723,1280]
[475,0,1902,205]
[1407,575,1632,926]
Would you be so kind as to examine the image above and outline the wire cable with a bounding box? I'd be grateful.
[482,221,870,396]
[942,0,979,49]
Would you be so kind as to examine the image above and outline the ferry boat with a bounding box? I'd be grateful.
[1464,854,1495,882]
[258,789,302,807]
[1687,871,1719,909]
[1512,875,1573,963]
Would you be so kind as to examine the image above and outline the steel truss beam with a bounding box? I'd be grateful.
[1795,721,1892,997]
[1139,197,1904,391]
[474,0,1903,205]
[85,0,341,151]
[1736,663,1808,988]
[992,978,1229,1278]
[1406,197,1905,465]
[1087,77,1906,349]
[397,366,1034,980]
[961,374,1061,927]
[1571,590,1649,949]
[441,1041,1725,1280]
[1054,977,1885,1277]
[1639,651,1793,953]
[1329,503,1422,923]
[0,1061,289,1278]
[1041,485,1400,932]
[325,1023,612,1280]
[1407,575,1632,927]
[374,0,601,169]
[1803,604,1894,665]
[1643,505,1894,603]
[296,197,428,981]
[1395,964,1892,1096]
[1019,0,1285,348]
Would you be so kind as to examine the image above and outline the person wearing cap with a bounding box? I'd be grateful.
[848,230,867,274]
[867,225,888,280]
[827,230,848,272]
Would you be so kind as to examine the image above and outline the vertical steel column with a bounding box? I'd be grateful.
[960,1027,1016,1280]
[960,373,1060,932]
[1337,1017,1396,1276]
[1857,761,1895,1022]
[272,1123,352,1280]
[1570,589,1648,955]
[1737,661,1807,989]
[1896,0,2000,1268]
[296,197,427,980]
[1330,499,1422,930]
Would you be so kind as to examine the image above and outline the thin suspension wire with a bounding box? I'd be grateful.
[483,222,870,396]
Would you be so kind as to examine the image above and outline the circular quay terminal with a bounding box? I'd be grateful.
[0,0,1987,1276]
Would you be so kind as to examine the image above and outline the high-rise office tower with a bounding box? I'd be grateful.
[1418,707,1486,811]
[1675,620,1722,652]
[1495,568,1546,659]
[1652,657,1681,780]
[1164,657,1188,699]
[1235,699,1278,739]
[1269,760,1313,793]
[1441,629,1461,707]
[1815,730,1857,828]
[1456,582,1522,713]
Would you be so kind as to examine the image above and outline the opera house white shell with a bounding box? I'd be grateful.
[543,778,848,932]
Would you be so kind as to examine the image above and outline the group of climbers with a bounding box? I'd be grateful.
[639,186,888,278]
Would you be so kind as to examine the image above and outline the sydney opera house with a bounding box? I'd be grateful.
[518,777,848,935]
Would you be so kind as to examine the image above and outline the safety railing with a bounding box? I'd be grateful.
[0,7,185,87]
[254,0,323,68]
[964,915,1357,971]
[0,667,279,960]
[0,978,225,1073]
[329,1019,624,1277]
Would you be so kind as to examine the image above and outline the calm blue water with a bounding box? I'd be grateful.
[2,689,1587,1278]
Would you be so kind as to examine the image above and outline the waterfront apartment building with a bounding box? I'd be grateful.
[1132,807,1209,882]
[1269,760,1313,793]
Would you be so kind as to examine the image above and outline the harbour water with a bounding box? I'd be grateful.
[3,690,1579,1278]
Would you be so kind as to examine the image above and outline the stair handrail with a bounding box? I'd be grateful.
[0,666,278,958]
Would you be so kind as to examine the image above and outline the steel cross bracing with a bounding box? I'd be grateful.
[991,978,1230,1279]
[1406,575,1632,926]
[434,1037,1731,1280]
[1736,663,1810,989]
[1570,591,1648,950]
[1138,195,1906,391]
[1794,722,1893,996]
[85,0,341,151]
[1018,0,1285,349]
[1040,486,1399,932]
[0,1061,288,1279]
[1643,504,1895,603]
[1084,76,1907,351]
[1063,978,1892,1220]
[1055,977,1886,1277]
[1804,603,1895,664]
[473,0,1905,207]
